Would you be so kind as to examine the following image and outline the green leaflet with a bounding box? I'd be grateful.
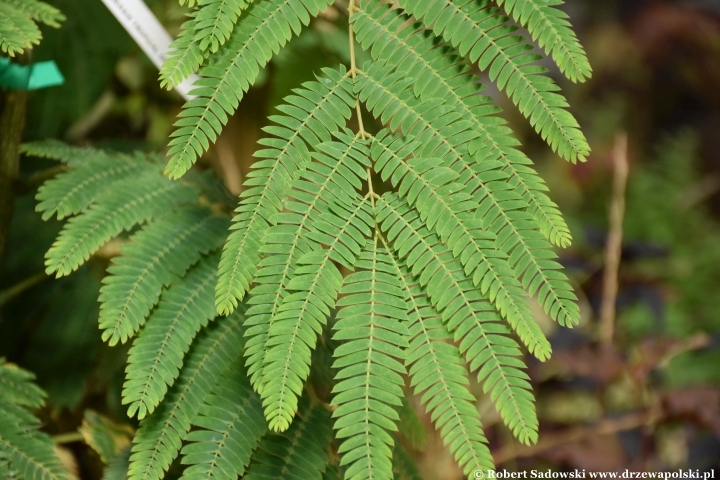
[243,400,332,480]
[21,139,109,166]
[0,359,46,408]
[35,156,152,221]
[357,64,579,328]
[241,129,368,400]
[260,192,373,431]
[376,194,539,445]
[497,0,592,83]
[2,0,64,27]
[395,0,590,163]
[0,360,68,480]
[122,252,224,420]
[193,0,252,53]
[128,311,246,480]
[382,249,495,475]
[44,173,199,278]
[352,1,572,247]
[0,0,62,57]
[178,361,266,479]
[100,208,228,346]
[371,132,551,360]
[159,13,206,90]
[165,0,335,179]
[0,2,41,56]
[215,66,354,316]
[331,241,409,480]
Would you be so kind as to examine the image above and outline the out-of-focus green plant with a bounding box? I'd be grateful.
[0,0,64,57]
[0,358,70,479]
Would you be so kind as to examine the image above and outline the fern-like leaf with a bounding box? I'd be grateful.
[165,0,334,179]
[194,0,251,53]
[178,361,265,479]
[357,64,579,328]
[371,132,551,359]
[497,0,592,83]
[44,174,198,277]
[215,67,354,315]
[160,14,205,90]
[382,247,495,475]
[352,1,572,247]
[0,2,41,56]
[243,400,332,480]
[123,252,225,420]
[99,208,228,346]
[0,361,68,480]
[261,192,373,431]
[0,359,46,409]
[395,0,590,163]
[21,139,108,166]
[35,156,151,221]
[2,0,64,27]
[331,240,409,480]
[0,414,67,480]
[128,312,246,480]
[376,194,539,445]
[241,129,368,395]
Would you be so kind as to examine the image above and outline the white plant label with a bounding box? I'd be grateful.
[100,0,198,100]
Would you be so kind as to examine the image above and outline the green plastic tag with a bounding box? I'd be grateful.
[0,57,64,91]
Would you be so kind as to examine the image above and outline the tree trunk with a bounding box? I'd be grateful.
[0,89,28,261]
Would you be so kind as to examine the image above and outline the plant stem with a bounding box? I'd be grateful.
[0,89,28,262]
[599,133,629,347]
[348,0,374,206]
[492,410,655,465]
[0,272,47,306]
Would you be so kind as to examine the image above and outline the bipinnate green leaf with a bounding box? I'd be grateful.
[122,252,224,420]
[331,241,409,480]
[100,209,228,346]
[215,66,354,316]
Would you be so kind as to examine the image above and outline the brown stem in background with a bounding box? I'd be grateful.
[493,411,656,465]
[0,89,28,262]
[0,272,47,306]
[599,133,629,347]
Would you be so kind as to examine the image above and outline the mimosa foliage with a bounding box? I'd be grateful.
[31,0,591,478]
[0,359,69,480]
[0,0,64,56]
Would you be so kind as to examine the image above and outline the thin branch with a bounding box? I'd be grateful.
[493,411,656,465]
[348,0,374,205]
[0,272,47,306]
[599,133,629,347]
[52,431,84,445]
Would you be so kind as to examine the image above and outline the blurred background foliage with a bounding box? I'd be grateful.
[1,0,720,478]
